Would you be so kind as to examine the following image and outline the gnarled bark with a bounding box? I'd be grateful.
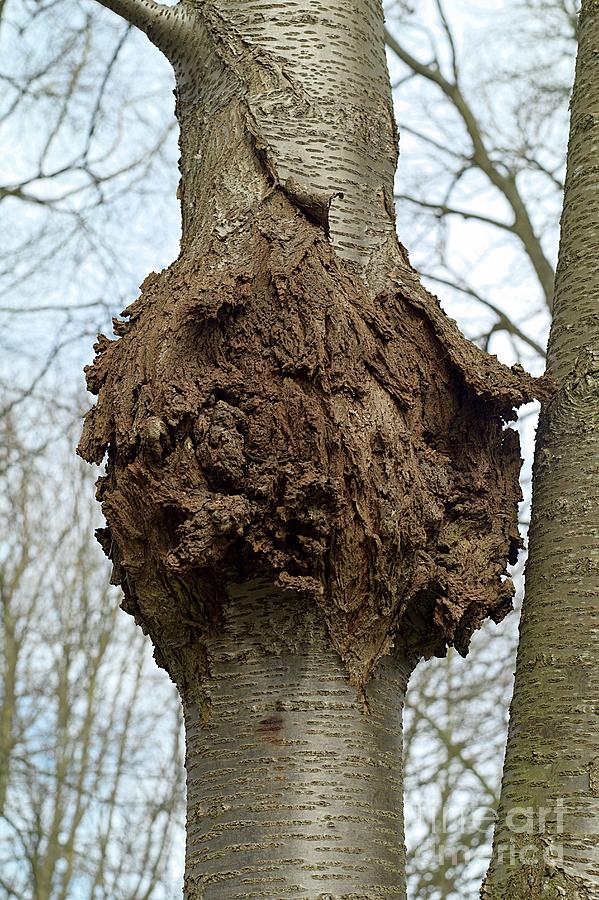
[79,186,550,690]
[483,3,599,898]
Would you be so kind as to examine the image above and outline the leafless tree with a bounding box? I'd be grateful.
[0,0,177,420]
[0,413,184,899]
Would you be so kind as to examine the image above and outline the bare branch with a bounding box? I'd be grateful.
[395,192,518,233]
[433,0,459,84]
[93,0,186,54]
[396,121,469,161]
[385,26,556,309]
[422,271,546,358]
[84,25,132,161]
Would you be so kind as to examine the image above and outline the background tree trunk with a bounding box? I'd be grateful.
[483,2,599,897]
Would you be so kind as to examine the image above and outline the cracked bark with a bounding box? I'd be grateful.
[483,3,599,898]
[78,1,551,896]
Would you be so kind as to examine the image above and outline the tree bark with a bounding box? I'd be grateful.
[184,580,412,899]
[80,1,552,897]
[483,3,599,898]
[170,0,400,279]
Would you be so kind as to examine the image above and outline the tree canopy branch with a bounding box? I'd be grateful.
[395,193,517,234]
[422,271,547,358]
[385,26,556,309]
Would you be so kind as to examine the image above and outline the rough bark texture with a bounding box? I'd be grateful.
[80,0,553,896]
[483,3,599,898]
[79,186,550,690]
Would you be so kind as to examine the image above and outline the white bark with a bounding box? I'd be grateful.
[94,0,399,277]
[184,581,412,899]
[94,0,190,53]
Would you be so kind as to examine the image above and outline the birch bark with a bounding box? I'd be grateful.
[483,3,599,897]
[86,4,418,896]
[183,581,412,898]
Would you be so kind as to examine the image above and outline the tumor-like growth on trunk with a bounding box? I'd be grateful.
[79,189,551,691]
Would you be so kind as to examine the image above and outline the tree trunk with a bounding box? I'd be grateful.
[183,580,411,899]
[171,0,399,277]
[483,3,599,898]
[79,1,552,897]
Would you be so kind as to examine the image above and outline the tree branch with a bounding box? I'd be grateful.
[385,27,556,310]
[395,193,517,233]
[396,121,468,161]
[93,0,186,54]
[422,271,546,358]
[433,0,459,84]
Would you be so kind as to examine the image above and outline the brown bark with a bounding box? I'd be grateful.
[79,184,550,691]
